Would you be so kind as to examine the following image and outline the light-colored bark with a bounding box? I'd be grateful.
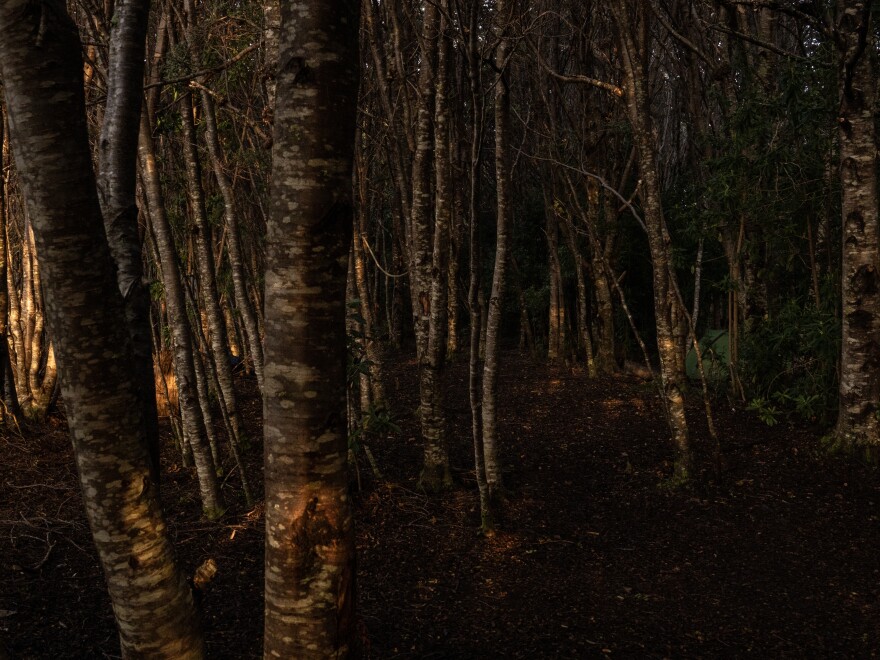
[408,0,452,491]
[465,0,494,533]
[481,0,513,500]
[835,3,880,453]
[0,2,204,655]
[613,0,691,481]
[263,0,359,655]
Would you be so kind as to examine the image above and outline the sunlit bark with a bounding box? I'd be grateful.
[0,2,203,655]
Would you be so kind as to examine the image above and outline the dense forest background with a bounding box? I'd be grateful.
[1,0,879,657]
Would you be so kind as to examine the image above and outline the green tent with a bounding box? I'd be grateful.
[685,329,729,383]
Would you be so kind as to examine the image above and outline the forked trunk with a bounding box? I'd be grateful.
[0,3,204,654]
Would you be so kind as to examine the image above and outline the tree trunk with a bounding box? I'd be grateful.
[464,1,493,534]
[199,89,265,393]
[178,89,243,445]
[0,105,18,424]
[546,203,565,363]
[354,142,388,410]
[481,0,513,501]
[614,0,691,482]
[96,0,159,486]
[409,0,452,491]
[835,3,880,454]
[562,218,597,376]
[263,0,359,655]
[139,113,224,517]
[593,185,617,373]
[0,2,204,654]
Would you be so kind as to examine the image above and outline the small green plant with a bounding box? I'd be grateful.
[739,299,839,426]
[747,397,781,427]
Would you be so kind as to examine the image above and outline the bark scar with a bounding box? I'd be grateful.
[290,497,335,575]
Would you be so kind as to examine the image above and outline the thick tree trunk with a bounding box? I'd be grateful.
[0,2,204,655]
[263,0,359,656]
[835,3,880,453]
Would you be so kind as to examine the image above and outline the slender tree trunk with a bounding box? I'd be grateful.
[835,3,880,454]
[96,0,159,486]
[354,143,388,410]
[562,219,597,376]
[614,0,691,482]
[199,89,265,393]
[263,0,281,124]
[409,0,452,491]
[546,203,565,363]
[0,106,17,425]
[139,114,224,517]
[481,0,513,501]
[263,0,359,655]
[465,2,493,533]
[0,3,204,655]
[593,191,617,374]
[178,89,243,445]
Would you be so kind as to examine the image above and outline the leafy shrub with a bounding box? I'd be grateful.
[739,299,839,425]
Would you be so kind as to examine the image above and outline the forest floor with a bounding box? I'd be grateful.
[2,351,880,658]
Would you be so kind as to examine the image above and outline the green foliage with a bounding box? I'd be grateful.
[349,405,400,453]
[739,299,839,426]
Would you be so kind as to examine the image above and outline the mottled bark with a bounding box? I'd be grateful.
[263,0,359,656]
[97,0,159,485]
[0,2,204,655]
[139,113,224,517]
[835,3,880,452]
[262,0,280,123]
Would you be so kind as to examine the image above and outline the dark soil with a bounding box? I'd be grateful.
[2,352,879,658]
